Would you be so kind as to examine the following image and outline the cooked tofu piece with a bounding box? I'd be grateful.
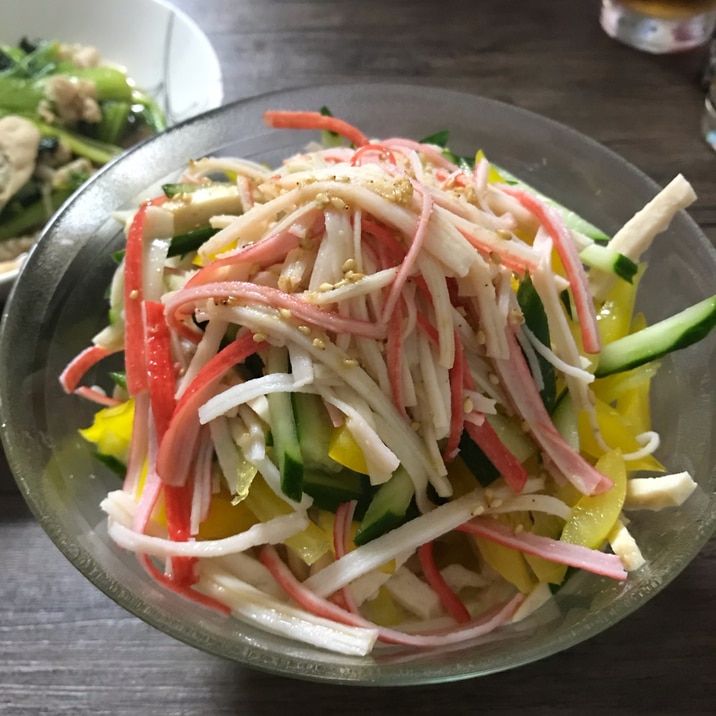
[624,471,697,511]
[0,116,42,210]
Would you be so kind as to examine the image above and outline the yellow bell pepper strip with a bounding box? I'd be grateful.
[475,531,536,594]
[79,398,135,464]
[561,450,627,550]
[197,489,258,541]
[578,398,664,472]
[595,264,643,345]
[244,476,330,565]
[524,512,569,585]
[475,150,507,184]
[328,424,369,474]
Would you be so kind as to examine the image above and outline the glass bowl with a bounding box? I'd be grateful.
[1,83,714,685]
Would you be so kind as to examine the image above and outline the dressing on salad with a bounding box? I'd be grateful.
[61,110,716,656]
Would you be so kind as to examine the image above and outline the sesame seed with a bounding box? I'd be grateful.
[342,258,356,273]
[488,373,500,385]
[496,229,512,240]
[297,325,311,335]
[253,333,267,343]
[279,308,292,319]
[318,282,334,293]
[312,338,326,350]
[463,397,474,414]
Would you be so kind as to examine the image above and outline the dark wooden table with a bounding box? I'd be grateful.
[2,1,714,714]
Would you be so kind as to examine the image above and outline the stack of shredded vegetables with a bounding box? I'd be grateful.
[61,110,716,656]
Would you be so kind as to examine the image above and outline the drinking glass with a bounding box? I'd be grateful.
[601,0,716,53]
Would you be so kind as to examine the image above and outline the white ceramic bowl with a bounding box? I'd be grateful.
[0,0,223,300]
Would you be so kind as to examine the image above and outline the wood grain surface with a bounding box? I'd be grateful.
[1,1,714,714]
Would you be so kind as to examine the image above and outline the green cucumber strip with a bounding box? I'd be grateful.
[162,182,204,198]
[167,225,219,258]
[457,430,499,487]
[579,243,638,283]
[486,413,536,463]
[319,105,344,148]
[354,467,415,545]
[265,347,304,502]
[595,295,716,378]
[292,392,340,472]
[419,129,450,147]
[92,451,126,477]
[302,467,368,514]
[108,371,127,391]
[517,275,557,412]
[458,414,535,486]
[551,391,580,451]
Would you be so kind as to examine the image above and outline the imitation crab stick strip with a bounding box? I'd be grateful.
[123,202,149,394]
[164,281,387,341]
[188,206,324,288]
[144,300,176,440]
[495,329,612,496]
[139,553,231,616]
[499,185,601,355]
[418,542,471,624]
[386,299,407,415]
[381,188,433,322]
[263,110,370,148]
[382,137,460,172]
[59,344,115,393]
[72,385,122,407]
[260,545,524,647]
[156,332,267,487]
[443,330,465,461]
[464,418,529,494]
[350,143,397,166]
[333,500,362,614]
[123,196,167,394]
[458,518,628,581]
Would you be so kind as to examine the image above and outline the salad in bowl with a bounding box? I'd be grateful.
[59,108,715,656]
[1,84,713,682]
